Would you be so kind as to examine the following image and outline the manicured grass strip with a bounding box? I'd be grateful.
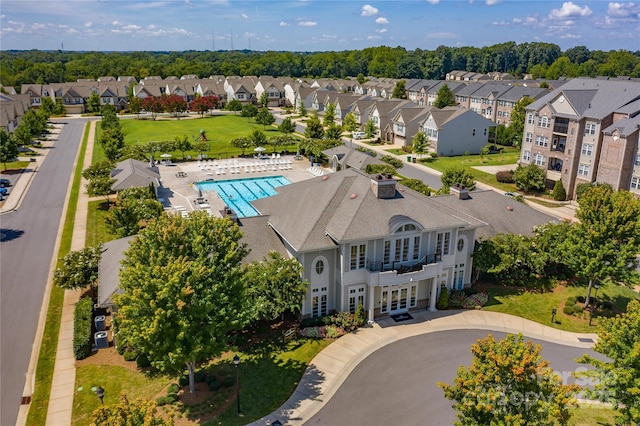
[85,200,115,247]
[26,122,90,426]
[569,404,617,425]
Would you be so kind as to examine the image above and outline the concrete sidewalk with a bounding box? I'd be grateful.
[43,120,96,425]
[253,309,598,426]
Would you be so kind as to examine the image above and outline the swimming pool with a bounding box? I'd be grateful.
[195,176,291,218]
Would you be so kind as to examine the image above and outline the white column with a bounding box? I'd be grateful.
[428,278,438,312]
[368,285,375,323]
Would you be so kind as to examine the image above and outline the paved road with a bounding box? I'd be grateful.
[305,329,603,426]
[0,118,87,426]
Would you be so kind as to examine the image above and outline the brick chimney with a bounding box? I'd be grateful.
[370,174,397,199]
[450,183,469,200]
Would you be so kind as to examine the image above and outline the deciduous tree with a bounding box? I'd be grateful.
[323,103,336,126]
[105,186,163,237]
[91,393,170,426]
[174,135,192,160]
[230,137,252,156]
[0,129,19,170]
[278,117,295,134]
[439,333,579,426]
[324,123,343,141]
[508,96,534,147]
[304,115,324,139]
[255,107,275,129]
[434,84,456,108]
[53,245,102,291]
[364,118,377,138]
[342,112,358,132]
[513,164,545,193]
[141,96,164,120]
[115,213,249,394]
[562,186,640,307]
[411,131,429,158]
[225,99,242,115]
[440,166,476,191]
[576,299,640,425]
[87,92,101,113]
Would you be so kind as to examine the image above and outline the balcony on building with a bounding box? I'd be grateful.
[364,253,442,287]
[553,117,569,135]
[551,136,566,153]
[547,158,563,181]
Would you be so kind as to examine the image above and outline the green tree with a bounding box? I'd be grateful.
[278,117,295,134]
[434,84,456,108]
[230,137,252,156]
[245,251,308,321]
[0,129,19,170]
[259,91,269,108]
[562,186,640,307]
[87,92,101,113]
[82,160,113,180]
[325,123,343,140]
[53,245,102,291]
[440,166,476,191]
[54,97,66,116]
[508,97,535,147]
[91,393,171,426]
[240,103,258,121]
[226,99,242,114]
[439,334,578,426]
[342,112,358,132]
[551,179,566,201]
[576,299,640,425]
[40,96,55,116]
[513,164,545,193]
[115,213,249,394]
[323,103,336,126]
[86,176,115,202]
[304,115,324,139]
[298,102,307,117]
[392,80,406,99]
[13,123,32,147]
[255,107,275,130]
[128,96,142,118]
[364,118,377,138]
[174,135,192,160]
[248,129,267,148]
[105,186,163,237]
[412,131,429,159]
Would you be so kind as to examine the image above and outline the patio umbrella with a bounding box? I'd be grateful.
[254,147,266,152]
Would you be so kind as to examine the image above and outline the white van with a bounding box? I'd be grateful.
[352,131,365,140]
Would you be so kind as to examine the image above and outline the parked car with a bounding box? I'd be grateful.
[0,187,9,195]
[0,178,11,187]
[352,131,365,140]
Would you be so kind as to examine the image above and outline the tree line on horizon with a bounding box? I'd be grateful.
[1,41,639,89]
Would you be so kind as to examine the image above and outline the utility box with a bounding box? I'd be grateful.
[94,331,108,349]
[94,315,106,331]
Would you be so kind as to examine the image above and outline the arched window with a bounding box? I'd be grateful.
[315,259,325,275]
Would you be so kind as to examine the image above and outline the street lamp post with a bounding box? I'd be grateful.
[551,308,557,323]
[590,282,601,326]
[96,386,105,405]
[233,354,240,415]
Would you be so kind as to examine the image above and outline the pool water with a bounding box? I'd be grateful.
[195,176,291,218]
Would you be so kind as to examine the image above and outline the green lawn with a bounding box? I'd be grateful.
[86,200,115,247]
[482,282,640,333]
[93,115,299,164]
[569,404,617,425]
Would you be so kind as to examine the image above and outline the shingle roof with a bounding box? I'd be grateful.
[111,159,161,192]
[98,236,135,307]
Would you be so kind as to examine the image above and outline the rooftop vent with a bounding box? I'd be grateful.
[450,183,470,200]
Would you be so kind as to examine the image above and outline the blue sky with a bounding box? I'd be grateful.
[1,1,638,52]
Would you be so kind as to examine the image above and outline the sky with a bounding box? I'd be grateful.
[1,0,639,53]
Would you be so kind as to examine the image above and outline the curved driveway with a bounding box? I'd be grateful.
[0,118,88,426]
[305,329,602,426]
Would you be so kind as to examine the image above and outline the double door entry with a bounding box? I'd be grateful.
[381,284,417,315]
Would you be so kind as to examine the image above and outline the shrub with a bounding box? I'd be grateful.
[167,383,180,394]
[400,179,432,197]
[325,325,346,339]
[222,376,234,388]
[73,297,94,360]
[573,305,584,314]
[178,375,189,387]
[300,316,331,328]
[551,179,567,201]
[156,396,175,406]
[166,393,178,401]
[577,295,586,304]
[563,305,574,315]
[331,311,357,332]
[208,380,220,391]
[462,293,489,309]
[496,170,515,183]
[354,146,377,157]
[436,287,449,310]
[136,353,151,368]
[566,296,577,305]
[364,163,397,176]
[449,290,467,308]
[300,326,322,338]
[379,154,403,169]
[194,369,207,383]
[354,303,366,327]
[123,349,137,362]
[205,374,217,385]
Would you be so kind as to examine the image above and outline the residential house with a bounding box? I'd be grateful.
[369,99,414,140]
[255,77,288,107]
[224,77,257,103]
[351,98,377,129]
[294,86,318,111]
[419,107,493,156]
[387,106,431,147]
[422,81,466,107]
[111,159,161,193]
[0,93,29,132]
[494,85,548,125]
[323,146,385,172]
[519,78,640,199]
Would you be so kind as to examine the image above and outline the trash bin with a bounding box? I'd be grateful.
[94,315,106,331]
[94,331,108,349]
[412,157,417,163]
[407,156,412,162]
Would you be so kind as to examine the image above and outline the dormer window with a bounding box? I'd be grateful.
[395,224,417,233]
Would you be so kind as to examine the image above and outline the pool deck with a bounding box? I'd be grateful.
[156,155,327,216]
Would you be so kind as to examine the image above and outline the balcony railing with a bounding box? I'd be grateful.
[366,253,442,273]
[553,123,569,134]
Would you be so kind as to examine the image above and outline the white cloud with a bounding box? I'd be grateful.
[241,13,249,20]
[367,35,381,41]
[361,4,379,17]
[607,2,637,17]
[279,21,289,27]
[426,0,439,4]
[298,20,317,26]
[549,2,592,19]
[124,24,141,31]
[32,23,46,30]
[486,0,501,5]
[376,28,388,33]
[84,22,93,28]
[376,17,389,24]
[112,20,120,26]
